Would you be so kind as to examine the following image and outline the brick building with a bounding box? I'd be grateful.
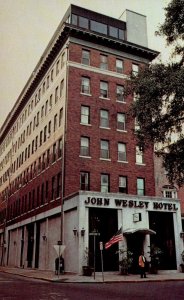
[0,5,183,274]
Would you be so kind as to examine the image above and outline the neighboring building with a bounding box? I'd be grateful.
[0,5,183,274]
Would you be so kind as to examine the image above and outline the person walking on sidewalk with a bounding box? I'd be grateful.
[139,251,147,278]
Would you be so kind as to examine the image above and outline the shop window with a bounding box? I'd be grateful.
[101,174,110,192]
[137,178,145,196]
[80,137,90,156]
[81,77,90,94]
[100,109,109,128]
[119,176,127,193]
[100,140,110,159]
[82,50,90,65]
[118,143,127,162]
[100,81,108,98]
[117,113,125,131]
[81,106,90,125]
[80,172,89,190]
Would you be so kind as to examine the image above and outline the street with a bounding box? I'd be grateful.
[0,272,184,300]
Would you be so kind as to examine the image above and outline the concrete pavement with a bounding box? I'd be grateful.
[1,266,184,283]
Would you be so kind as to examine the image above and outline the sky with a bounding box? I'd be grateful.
[0,0,170,128]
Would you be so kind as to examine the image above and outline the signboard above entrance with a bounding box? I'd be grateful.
[84,197,178,211]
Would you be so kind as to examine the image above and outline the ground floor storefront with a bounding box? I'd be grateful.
[0,191,183,274]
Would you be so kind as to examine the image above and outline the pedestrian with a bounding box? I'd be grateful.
[139,251,147,278]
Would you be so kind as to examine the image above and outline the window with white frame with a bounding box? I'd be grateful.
[80,137,90,156]
[162,185,177,198]
[82,50,90,65]
[136,146,144,164]
[116,85,124,102]
[80,172,89,190]
[100,81,108,98]
[81,77,90,94]
[100,109,109,128]
[116,59,123,73]
[137,178,145,195]
[81,106,90,125]
[101,174,109,192]
[117,113,125,131]
[132,64,139,76]
[118,143,126,161]
[119,176,127,193]
[100,140,109,159]
[100,54,108,70]
[135,117,140,131]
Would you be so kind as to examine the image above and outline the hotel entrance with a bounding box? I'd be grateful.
[149,211,176,270]
[89,208,119,271]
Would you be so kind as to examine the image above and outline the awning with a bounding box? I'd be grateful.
[123,228,156,235]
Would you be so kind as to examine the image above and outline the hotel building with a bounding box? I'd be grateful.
[0,5,183,274]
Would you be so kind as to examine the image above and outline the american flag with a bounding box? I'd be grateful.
[105,228,123,250]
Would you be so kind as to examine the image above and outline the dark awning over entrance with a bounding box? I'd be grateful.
[123,228,156,235]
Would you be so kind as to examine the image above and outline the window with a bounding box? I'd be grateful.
[101,174,109,192]
[100,110,109,128]
[136,146,144,164]
[53,143,56,162]
[40,131,43,146]
[100,54,108,70]
[132,64,139,76]
[117,113,125,131]
[162,185,177,199]
[56,60,60,75]
[60,80,64,97]
[37,186,40,207]
[81,77,90,94]
[41,105,44,118]
[57,172,61,198]
[47,149,50,166]
[81,106,90,125]
[71,14,77,25]
[45,180,48,202]
[58,138,62,158]
[109,26,118,38]
[79,16,88,29]
[41,183,44,205]
[49,94,52,110]
[51,176,56,200]
[44,126,47,142]
[82,50,90,65]
[51,69,54,81]
[91,20,107,35]
[48,121,51,137]
[47,75,50,89]
[54,114,58,132]
[119,176,127,193]
[45,100,48,115]
[59,108,63,127]
[42,153,45,170]
[80,172,89,190]
[100,81,108,98]
[135,117,140,132]
[118,143,127,161]
[116,85,124,102]
[133,92,140,102]
[61,52,65,68]
[80,137,90,156]
[100,140,109,159]
[137,178,145,195]
[55,86,59,103]
[116,59,123,73]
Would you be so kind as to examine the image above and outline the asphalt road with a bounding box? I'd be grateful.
[0,272,184,300]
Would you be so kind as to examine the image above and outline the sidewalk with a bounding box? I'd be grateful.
[1,266,184,283]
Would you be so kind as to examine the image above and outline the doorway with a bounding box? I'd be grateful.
[149,211,176,269]
[27,223,34,268]
[89,208,119,271]
[126,233,144,273]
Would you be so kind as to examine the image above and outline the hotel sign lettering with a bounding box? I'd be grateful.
[84,197,178,211]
